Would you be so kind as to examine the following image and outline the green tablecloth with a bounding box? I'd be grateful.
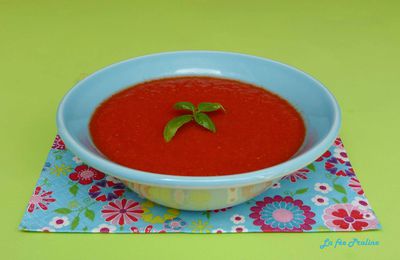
[1,0,398,259]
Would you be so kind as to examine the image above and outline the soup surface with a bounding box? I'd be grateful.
[90,76,305,176]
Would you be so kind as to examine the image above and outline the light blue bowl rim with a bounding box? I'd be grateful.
[57,50,341,189]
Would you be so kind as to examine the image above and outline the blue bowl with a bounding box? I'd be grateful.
[57,51,341,210]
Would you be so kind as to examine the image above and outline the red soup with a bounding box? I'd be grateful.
[89,76,305,176]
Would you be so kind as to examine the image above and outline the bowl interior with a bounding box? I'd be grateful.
[57,51,340,187]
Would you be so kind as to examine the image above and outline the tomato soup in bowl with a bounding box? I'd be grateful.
[57,51,341,210]
[90,76,306,177]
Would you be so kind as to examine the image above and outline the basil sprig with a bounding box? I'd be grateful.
[163,102,225,142]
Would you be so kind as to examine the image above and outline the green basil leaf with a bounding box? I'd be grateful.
[194,112,216,132]
[197,102,225,113]
[163,115,193,142]
[174,102,195,112]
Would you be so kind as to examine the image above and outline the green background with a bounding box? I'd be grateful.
[1,0,398,259]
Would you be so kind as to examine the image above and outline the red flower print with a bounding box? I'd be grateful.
[323,204,378,231]
[27,186,56,213]
[101,198,143,225]
[311,195,329,206]
[52,135,66,150]
[334,138,344,149]
[230,214,245,224]
[314,182,332,194]
[207,207,232,213]
[231,225,248,232]
[333,148,349,162]
[39,227,55,232]
[282,168,309,183]
[250,195,316,232]
[212,228,225,234]
[316,150,331,162]
[69,165,105,185]
[131,225,166,233]
[352,197,371,210]
[89,178,125,201]
[92,224,116,233]
[49,216,70,228]
[348,177,364,195]
[325,157,355,177]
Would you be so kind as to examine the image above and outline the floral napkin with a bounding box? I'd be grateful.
[19,136,380,233]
